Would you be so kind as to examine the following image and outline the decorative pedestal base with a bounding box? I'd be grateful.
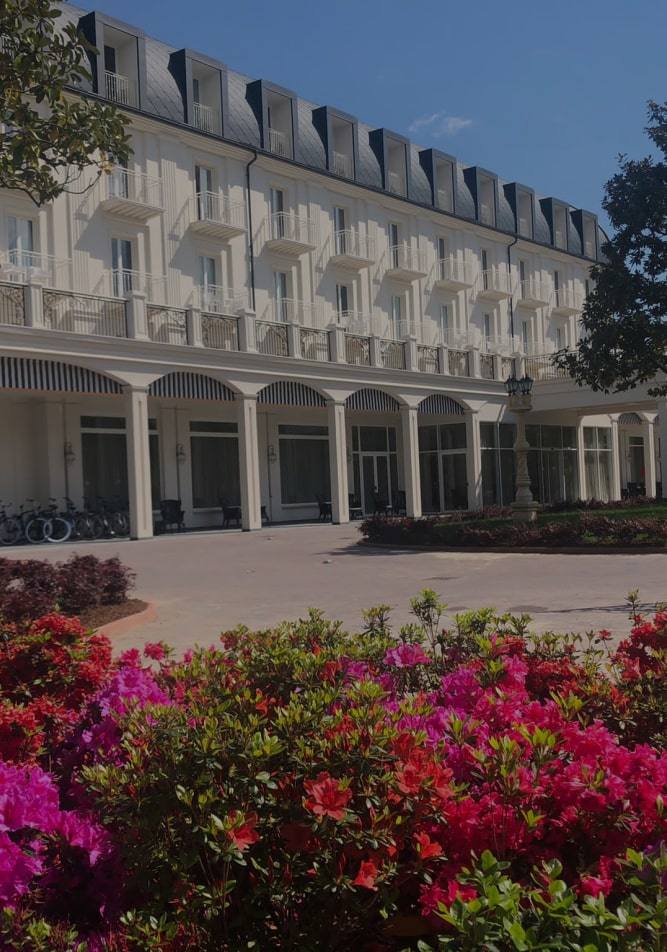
[510,501,539,523]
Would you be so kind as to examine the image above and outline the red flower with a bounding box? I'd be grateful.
[303,772,352,820]
[414,831,443,859]
[353,859,379,890]
[227,811,259,851]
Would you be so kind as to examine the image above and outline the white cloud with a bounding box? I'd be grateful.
[408,111,473,138]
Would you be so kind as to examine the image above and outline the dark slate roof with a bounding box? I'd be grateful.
[60,2,606,259]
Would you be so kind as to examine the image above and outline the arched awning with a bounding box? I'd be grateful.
[257,381,326,407]
[345,388,400,412]
[418,393,465,416]
[149,372,235,401]
[0,356,121,394]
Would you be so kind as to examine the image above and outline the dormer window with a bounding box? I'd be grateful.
[478,175,495,226]
[267,91,293,158]
[101,27,138,106]
[518,192,533,238]
[435,158,454,212]
[583,218,596,258]
[191,66,221,134]
[387,140,407,196]
[331,117,354,178]
[554,206,567,249]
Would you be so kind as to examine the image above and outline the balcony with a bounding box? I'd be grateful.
[386,245,427,281]
[552,288,583,315]
[518,278,550,307]
[192,101,220,135]
[330,230,375,270]
[433,256,474,290]
[265,212,317,256]
[0,251,71,289]
[333,151,353,178]
[268,127,292,159]
[104,70,137,106]
[109,270,167,304]
[478,267,512,300]
[100,167,164,222]
[196,285,247,315]
[335,311,375,336]
[387,170,406,196]
[189,192,246,240]
[270,298,323,328]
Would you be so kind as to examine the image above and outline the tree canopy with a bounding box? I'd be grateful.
[0,0,131,206]
[561,101,667,396]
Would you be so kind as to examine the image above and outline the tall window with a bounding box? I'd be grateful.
[334,206,346,254]
[481,248,489,289]
[437,237,447,279]
[390,294,402,338]
[190,421,240,509]
[439,303,449,342]
[554,269,561,306]
[583,427,613,502]
[192,76,200,103]
[111,237,133,295]
[484,313,492,345]
[521,319,530,351]
[270,187,285,238]
[519,259,527,288]
[274,270,288,322]
[195,165,214,219]
[336,283,350,322]
[198,256,217,310]
[279,424,330,504]
[8,216,34,268]
[481,422,516,507]
[389,222,400,267]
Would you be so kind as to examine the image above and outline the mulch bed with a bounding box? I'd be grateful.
[77,598,149,631]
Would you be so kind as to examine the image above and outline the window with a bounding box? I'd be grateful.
[521,319,530,350]
[439,303,449,341]
[195,165,214,219]
[481,249,489,289]
[479,175,495,226]
[481,422,516,507]
[484,313,492,344]
[437,237,447,279]
[270,186,285,238]
[80,415,160,510]
[199,256,216,288]
[336,283,351,322]
[435,159,454,211]
[111,237,133,296]
[8,216,34,270]
[390,294,402,337]
[192,76,200,103]
[519,260,527,284]
[104,44,116,74]
[418,423,468,512]
[389,222,400,267]
[274,270,288,322]
[554,269,561,306]
[190,420,240,509]
[334,206,347,254]
[556,326,563,350]
[279,424,330,504]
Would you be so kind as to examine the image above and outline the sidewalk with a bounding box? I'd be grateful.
[6,524,666,655]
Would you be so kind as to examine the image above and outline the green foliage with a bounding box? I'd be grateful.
[559,100,667,396]
[0,0,131,205]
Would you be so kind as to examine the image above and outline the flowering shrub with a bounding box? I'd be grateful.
[1,595,666,950]
[0,554,135,624]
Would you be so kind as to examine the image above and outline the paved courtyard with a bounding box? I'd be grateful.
[7,524,667,655]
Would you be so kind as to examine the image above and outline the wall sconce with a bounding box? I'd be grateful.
[64,441,76,465]
[267,444,277,464]
[175,442,186,463]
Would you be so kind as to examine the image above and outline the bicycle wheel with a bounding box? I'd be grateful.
[90,514,105,540]
[110,512,130,537]
[45,516,72,544]
[25,517,47,544]
[0,517,21,546]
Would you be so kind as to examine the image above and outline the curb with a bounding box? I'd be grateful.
[97,602,158,638]
[357,541,667,555]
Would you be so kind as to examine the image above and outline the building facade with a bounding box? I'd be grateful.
[1,3,665,537]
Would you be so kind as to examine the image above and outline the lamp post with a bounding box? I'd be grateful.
[504,373,539,523]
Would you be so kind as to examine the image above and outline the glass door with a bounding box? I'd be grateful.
[360,454,391,514]
[111,237,133,296]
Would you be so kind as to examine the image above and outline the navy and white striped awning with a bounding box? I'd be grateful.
[345,389,400,412]
[619,412,642,425]
[418,394,465,416]
[0,357,121,394]
[149,373,235,401]
[257,381,325,407]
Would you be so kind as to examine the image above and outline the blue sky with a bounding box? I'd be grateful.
[96,0,665,232]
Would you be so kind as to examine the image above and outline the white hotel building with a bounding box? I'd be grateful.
[1,4,665,538]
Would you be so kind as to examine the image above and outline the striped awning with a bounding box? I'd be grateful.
[418,394,465,416]
[257,381,325,407]
[345,389,400,412]
[149,372,235,401]
[619,412,642,425]
[0,357,121,394]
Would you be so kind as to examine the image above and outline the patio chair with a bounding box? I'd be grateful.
[159,499,185,533]
[220,498,242,528]
[370,487,389,517]
[315,493,332,522]
[392,489,407,516]
[348,493,363,520]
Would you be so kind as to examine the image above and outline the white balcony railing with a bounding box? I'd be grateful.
[104,70,136,106]
[268,127,292,158]
[332,229,375,262]
[110,270,166,303]
[333,151,353,177]
[388,244,427,276]
[269,212,316,248]
[197,284,247,315]
[480,267,512,297]
[519,278,550,305]
[195,191,246,231]
[335,310,375,335]
[192,101,220,135]
[107,167,163,208]
[271,298,323,328]
[0,251,71,289]
[553,287,584,312]
[436,256,474,286]
[387,170,406,195]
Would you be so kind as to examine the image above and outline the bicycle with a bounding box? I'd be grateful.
[41,498,72,544]
[0,501,21,546]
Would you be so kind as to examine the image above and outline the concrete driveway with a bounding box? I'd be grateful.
[6,524,667,655]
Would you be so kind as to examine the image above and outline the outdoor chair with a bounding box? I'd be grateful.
[159,498,185,533]
[315,493,332,522]
[220,499,270,528]
[348,494,363,520]
[626,482,646,498]
[392,489,407,516]
[370,488,389,517]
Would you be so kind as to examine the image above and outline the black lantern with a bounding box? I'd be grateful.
[504,374,519,396]
[518,374,534,396]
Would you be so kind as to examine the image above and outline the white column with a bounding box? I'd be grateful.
[576,417,587,501]
[400,405,422,517]
[327,400,349,524]
[465,411,483,509]
[658,400,667,497]
[643,418,657,496]
[123,385,153,539]
[610,418,622,500]
[237,394,261,530]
